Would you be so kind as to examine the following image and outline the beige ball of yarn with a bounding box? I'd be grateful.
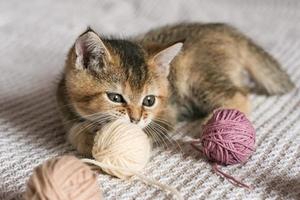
[92,120,152,179]
[24,155,102,200]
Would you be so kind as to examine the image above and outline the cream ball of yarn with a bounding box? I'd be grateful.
[92,120,152,179]
[24,155,102,200]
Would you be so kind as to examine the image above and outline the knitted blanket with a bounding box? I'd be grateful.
[0,0,299,199]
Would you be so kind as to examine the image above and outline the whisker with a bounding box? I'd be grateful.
[146,126,167,148]
[148,124,169,149]
[145,125,166,149]
[144,126,162,147]
[153,118,184,138]
[70,120,99,140]
[152,118,177,132]
[59,111,114,125]
[77,114,115,133]
[61,113,114,127]
[69,115,117,138]
[152,122,176,148]
[152,120,183,154]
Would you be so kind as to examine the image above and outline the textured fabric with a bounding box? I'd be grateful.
[0,0,299,199]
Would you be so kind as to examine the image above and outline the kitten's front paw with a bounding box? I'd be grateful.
[67,124,96,156]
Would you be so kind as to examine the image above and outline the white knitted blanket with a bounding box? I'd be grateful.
[0,0,299,199]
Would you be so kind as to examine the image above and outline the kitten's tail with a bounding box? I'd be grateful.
[240,39,295,95]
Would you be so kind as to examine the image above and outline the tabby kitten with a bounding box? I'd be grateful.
[57,23,294,155]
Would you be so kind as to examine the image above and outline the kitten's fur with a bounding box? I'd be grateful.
[57,23,294,155]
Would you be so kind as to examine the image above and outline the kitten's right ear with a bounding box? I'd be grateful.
[74,29,111,70]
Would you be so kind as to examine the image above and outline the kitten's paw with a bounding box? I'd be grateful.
[67,124,95,156]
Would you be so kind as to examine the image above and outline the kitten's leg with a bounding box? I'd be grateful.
[67,122,95,156]
[222,92,250,116]
[199,91,250,126]
[57,80,95,156]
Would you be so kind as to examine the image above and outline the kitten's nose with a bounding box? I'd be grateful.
[128,106,141,124]
[130,117,140,124]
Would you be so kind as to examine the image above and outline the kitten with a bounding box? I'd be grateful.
[57,23,294,155]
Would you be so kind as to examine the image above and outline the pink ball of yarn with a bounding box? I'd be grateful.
[24,155,103,200]
[201,109,256,165]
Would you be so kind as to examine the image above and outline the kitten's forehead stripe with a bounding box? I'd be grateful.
[105,39,149,90]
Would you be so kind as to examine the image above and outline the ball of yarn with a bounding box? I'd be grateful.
[24,155,102,200]
[201,109,255,165]
[92,120,152,179]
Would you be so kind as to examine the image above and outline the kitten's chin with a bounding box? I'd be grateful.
[138,120,151,129]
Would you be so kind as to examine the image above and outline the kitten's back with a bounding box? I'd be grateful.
[136,23,294,96]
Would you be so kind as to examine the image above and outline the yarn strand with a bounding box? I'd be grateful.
[191,140,253,189]
[81,158,183,200]
[212,164,252,189]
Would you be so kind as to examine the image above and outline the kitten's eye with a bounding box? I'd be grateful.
[107,93,125,103]
[143,95,156,107]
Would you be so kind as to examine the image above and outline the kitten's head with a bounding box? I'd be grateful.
[64,29,182,135]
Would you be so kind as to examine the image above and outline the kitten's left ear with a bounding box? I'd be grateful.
[74,28,112,70]
[150,42,183,76]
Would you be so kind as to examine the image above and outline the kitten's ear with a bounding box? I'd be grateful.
[151,42,183,76]
[74,28,111,70]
